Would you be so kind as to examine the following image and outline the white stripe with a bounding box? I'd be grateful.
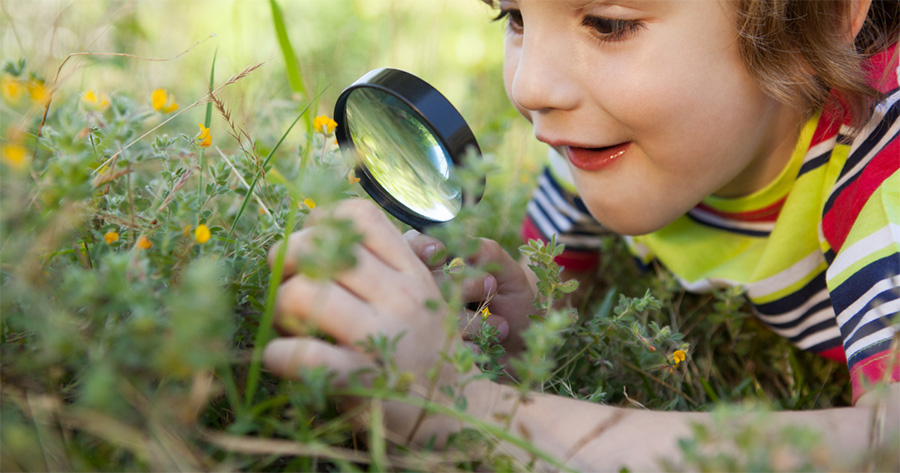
[833,94,900,191]
[688,207,775,233]
[538,173,587,222]
[556,233,605,249]
[844,298,900,344]
[527,200,559,239]
[845,325,899,359]
[805,137,837,162]
[794,325,843,350]
[828,223,900,278]
[676,275,743,293]
[747,251,825,300]
[753,288,830,324]
[765,307,835,339]
[533,189,573,233]
[836,275,900,326]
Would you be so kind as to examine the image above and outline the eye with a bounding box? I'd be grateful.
[493,8,524,34]
[581,16,644,43]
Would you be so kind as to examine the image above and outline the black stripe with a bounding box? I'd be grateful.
[844,314,894,351]
[782,318,841,344]
[805,337,843,354]
[823,97,900,214]
[847,337,894,368]
[797,150,831,177]
[753,270,828,316]
[685,212,771,237]
[830,254,900,315]
[838,287,900,339]
[758,299,832,330]
[824,249,837,266]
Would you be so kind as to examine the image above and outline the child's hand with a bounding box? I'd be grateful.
[404,231,536,360]
[263,199,483,443]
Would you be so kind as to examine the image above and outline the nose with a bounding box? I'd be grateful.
[508,29,579,113]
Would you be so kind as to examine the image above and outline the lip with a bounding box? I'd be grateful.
[564,142,631,171]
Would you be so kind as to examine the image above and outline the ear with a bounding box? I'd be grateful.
[848,0,873,40]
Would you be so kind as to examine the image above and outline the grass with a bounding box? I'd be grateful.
[1,1,893,471]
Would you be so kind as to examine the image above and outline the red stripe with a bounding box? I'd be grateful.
[810,111,842,148]
[866,43,898,93]
[818,346,846,363]
[850,350,900,404]
[521,216,600,272]
[694,197,786,223]
[822,138,900,251]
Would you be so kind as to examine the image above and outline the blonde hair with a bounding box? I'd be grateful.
[480,0,899,130]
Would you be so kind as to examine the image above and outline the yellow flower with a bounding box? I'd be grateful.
[183,224,192,237]
[136,235,153,250]
[303,198,317,209]
[194,224,211,244]
[1,75,23,103]
[104,231,119,244]
[196,123,211,147]
[480,306,492,320]
[1,144,28,170]
[151,89,178,113]
[82,90,110,110]
[313,115,337,135]
[347,172,361,185]
[672,350,686,365]
[26,79,49,105]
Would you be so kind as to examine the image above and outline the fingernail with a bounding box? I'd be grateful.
[496,319,509,342]
[484,274,497,296]
[424,244,436,262]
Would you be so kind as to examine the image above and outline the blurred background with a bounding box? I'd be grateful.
[1,0,545,166]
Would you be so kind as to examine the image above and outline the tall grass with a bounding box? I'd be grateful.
[1,1,892,471]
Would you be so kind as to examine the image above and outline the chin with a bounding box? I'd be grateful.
[589,207,678,236]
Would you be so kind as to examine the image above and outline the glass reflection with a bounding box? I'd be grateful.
[345,88,461,222]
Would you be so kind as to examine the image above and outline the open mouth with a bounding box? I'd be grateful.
[565,142,630,171]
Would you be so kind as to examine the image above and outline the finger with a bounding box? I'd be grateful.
[457,310,509,342]
[335,244,439,312]
[264,337,374,388]
[458,272,498,304]
[276,274,380,345]
[307,199,429,276]
[403,230,448,268]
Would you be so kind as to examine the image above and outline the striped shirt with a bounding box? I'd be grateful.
[521,46,900,403]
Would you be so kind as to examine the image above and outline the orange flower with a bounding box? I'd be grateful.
[313,115,337,135]
[196,123,211,148]
[136,235,153,250]
[1,144,28,170]
[151,89,178,113]
[194,224,211,244]
[104,231,119,244]
[82,90,110,110]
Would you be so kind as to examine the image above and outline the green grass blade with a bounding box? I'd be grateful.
[222,98,312,255]
[198,47,217,214]
[243,200,296,411]
[269,0,306,97]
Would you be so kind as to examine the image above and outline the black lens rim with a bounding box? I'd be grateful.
[333,68,482,230]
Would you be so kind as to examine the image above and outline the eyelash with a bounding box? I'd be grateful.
[493,9,644,44]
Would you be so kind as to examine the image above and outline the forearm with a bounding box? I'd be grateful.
[461,380,890,472]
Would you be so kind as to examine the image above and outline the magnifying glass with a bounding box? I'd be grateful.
[333,68,483,230]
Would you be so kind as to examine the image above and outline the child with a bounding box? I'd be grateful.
[264,0,899,470]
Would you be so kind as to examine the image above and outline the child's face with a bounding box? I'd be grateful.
[501,0,804,235]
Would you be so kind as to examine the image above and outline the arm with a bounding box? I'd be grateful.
[264,199,897,471]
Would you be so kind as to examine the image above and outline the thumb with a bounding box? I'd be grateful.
[264,337,374,387]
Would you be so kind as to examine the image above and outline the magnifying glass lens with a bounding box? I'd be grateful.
[345,88,461,223]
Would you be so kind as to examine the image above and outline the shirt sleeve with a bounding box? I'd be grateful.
[822,91,900,404]
[520,148,608,271]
